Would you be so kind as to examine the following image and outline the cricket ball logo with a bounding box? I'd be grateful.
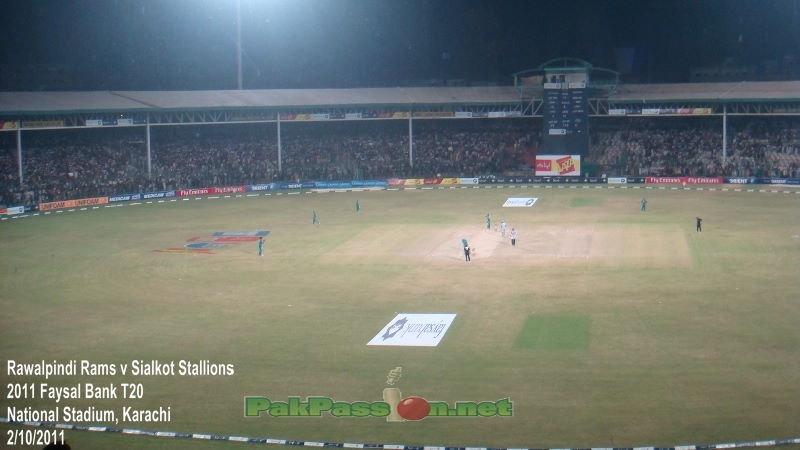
[384,366,430,421]
[381,367,512,422]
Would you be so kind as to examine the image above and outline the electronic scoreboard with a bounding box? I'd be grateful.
[542,69,589,156]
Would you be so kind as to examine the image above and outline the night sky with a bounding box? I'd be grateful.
[1,0,799,91]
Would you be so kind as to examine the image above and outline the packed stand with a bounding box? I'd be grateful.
[148,124,278,189]
[410,119,538,177]
[0,133,20,206]
[1,128,147,207]
[280,121,409,180]
[3,116,799,209]
[1,119,537,207]
[589,117,800,177]
[727,117,800,178]
[589,117,723,176]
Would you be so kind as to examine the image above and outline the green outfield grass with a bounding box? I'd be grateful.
[1,185,799,449]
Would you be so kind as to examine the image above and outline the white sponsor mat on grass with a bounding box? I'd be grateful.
[502,197,538,207]
[367,314,456,347]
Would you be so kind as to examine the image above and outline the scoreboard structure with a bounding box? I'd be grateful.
[515,59,620,164]
[542,67,589,156]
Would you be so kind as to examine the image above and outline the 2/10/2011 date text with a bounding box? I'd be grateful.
[7,429,65,446]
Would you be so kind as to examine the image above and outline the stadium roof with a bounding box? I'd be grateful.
[0,87,520,115]
[609,81,800,103]
[1,81,799,115]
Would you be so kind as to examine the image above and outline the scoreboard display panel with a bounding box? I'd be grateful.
[542,70,589,157]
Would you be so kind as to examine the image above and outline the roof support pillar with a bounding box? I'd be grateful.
[146,115,152,179]
[277,114,282,173]
[17,128,23,186]
[408,112,413,168]
[722,104,727,167]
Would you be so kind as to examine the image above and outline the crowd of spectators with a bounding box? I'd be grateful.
[727,117,800,178]
[149,124,278,189]
[589,117,800,177]
[589,118,723,176]
[410,120,538,178]
[0,119,536,207]
[280,120,537,180]
[0,128,147,207]
[280,121,408,181]
[1,116,798,208]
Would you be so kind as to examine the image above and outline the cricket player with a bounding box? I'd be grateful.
[258,237,264,256]
[510,228,518,246]
[500,220,508,237]
[696,217,702,232]
[486,213,492,230]
[641,198,647,212]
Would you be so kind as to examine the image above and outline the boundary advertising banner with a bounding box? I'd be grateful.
[388,178,463,186]
[724,177,755,184]
[109,194,142,202]
[314,181,353,189]
[248,184,278,191]
[535,155,581,176]
[351,180,387,187]
[0,206,25,215]
[178,188,212,196]
[387,179,426,186]
[141,190,176,199]
[757,178,800,185]
[39,197,108,211]
[646,177,723,184]
[177,186,246,197]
